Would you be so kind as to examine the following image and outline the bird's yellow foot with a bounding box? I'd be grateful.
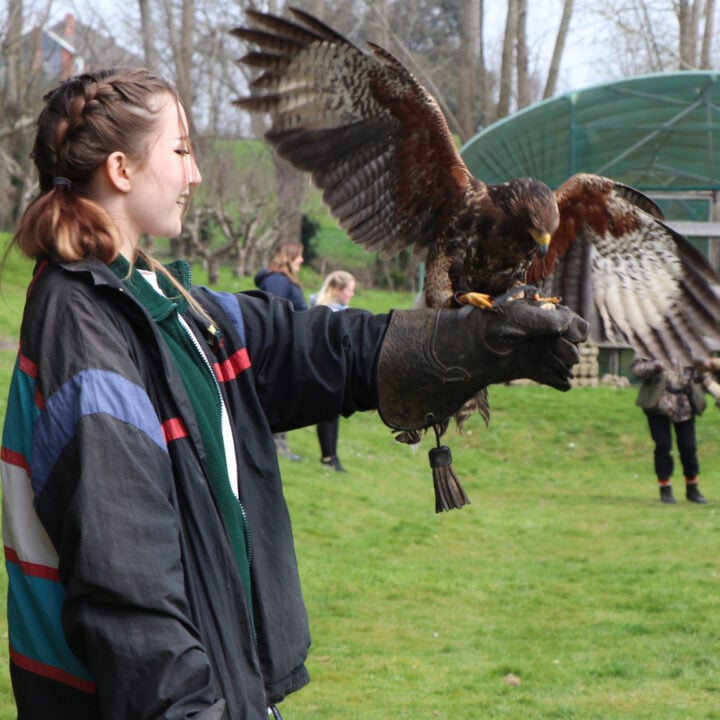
[531,291,561,305]
[456,291,494,309]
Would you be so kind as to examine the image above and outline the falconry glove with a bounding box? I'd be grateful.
[377,299,588,431]
[376,300,588,512]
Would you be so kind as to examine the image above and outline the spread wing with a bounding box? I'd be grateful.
[231,7,476,261]
[528,173,720,365]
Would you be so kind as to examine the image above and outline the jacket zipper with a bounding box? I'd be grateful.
[177,313,253,572]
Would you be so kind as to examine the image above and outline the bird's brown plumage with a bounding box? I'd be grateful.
[232,7,720,374]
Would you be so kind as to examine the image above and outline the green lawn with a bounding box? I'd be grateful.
[275,385,720,720]
[1,249,720,718]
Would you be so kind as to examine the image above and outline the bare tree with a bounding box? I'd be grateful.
[273,156,305,245]
[476,1,489,127]
[3,0,23,112]
[161,0,195,134]
[515,0,530,109]
[458,0,481,140]
[543,0,575,99]
[700,0,716,67]
[496,0,518,119]
[137,0,160,71]
[596,0,718,74]
[0,0,56,227]
[678,0,700,69]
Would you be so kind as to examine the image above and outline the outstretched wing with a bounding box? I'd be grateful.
[231,7,476,261]
[528,173,720,365]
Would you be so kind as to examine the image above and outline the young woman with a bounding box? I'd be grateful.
[0,67,586,719]
[254,242,307,311]
[310,271,357,471]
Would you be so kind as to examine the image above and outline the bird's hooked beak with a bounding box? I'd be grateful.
[529,228,551,256]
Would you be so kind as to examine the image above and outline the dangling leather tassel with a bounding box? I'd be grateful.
[428,426,470,512]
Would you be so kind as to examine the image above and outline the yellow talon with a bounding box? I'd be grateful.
[531,292,561,305]
[457,292,495,309]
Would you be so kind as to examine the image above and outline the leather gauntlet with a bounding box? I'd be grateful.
[377,300,588,432]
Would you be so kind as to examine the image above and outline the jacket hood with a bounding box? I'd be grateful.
[254,269,271,288]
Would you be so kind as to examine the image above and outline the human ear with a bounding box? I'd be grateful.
[104,151,133,193]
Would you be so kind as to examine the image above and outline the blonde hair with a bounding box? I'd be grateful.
[314,270,356,306]
[267,242,304,283]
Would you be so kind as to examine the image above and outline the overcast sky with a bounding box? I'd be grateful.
[47,0,608,96]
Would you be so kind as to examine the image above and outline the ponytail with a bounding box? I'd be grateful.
[13,186,121,263]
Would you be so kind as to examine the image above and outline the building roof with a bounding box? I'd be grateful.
[27,14,143,81]
[460,71,720,192]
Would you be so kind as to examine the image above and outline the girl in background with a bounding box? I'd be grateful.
[254,242,307,312]
[311,270,356,472]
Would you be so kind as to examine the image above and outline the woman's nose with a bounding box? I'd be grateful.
[189,157,202,185]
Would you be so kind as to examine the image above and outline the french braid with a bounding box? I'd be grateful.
[13,68,177,263]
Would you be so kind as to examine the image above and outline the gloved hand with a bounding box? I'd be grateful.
[377,299,589,431]
[651,359,666,373]
[704,378,720,405]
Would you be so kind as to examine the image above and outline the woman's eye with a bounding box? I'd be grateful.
[175,148,190,156]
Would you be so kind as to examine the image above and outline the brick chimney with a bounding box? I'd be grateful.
[60,13,75,79]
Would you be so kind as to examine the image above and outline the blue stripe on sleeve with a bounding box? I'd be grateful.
[197,287,247,346]
[6,561,93,682]
[31,369,166,496]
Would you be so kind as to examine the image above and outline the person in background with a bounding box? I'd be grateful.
[254,242,307,461]
[1,66,587,719]
[310,270,356,472]
[632,355,720,503]
[254,242,307,312]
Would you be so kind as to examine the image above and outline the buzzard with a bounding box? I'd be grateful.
[231,8,720,508]
[231,7,720,368]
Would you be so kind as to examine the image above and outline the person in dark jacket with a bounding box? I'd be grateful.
[310,270,357,472]
[1,67,587,720]
[632,355,720,503]
[253,242,308,312]
[254,242,307,461]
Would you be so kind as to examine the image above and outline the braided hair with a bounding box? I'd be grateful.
[13,68,177,263]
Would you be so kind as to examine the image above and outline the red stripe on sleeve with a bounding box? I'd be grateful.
[162,417,189,443]
[4,547,59,582]
[213,348,250,383]
[10,647,96,694]
[18,353,38,378]
[1,447,31,474]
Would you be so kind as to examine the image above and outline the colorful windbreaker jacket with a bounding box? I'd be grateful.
[1,258,387,719]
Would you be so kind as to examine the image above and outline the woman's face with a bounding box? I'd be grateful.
[291,253,304,274]
[123,94,202,244]
[336,280,355,306]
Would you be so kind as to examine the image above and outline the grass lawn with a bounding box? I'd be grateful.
[1,248,720,718]
[277,385,720,720]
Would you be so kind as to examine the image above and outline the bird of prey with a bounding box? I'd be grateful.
[231,7,720,508]
[231,7,720,368]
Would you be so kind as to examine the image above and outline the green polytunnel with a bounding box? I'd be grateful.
[460,72,720,374]
[460,71,720,191]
